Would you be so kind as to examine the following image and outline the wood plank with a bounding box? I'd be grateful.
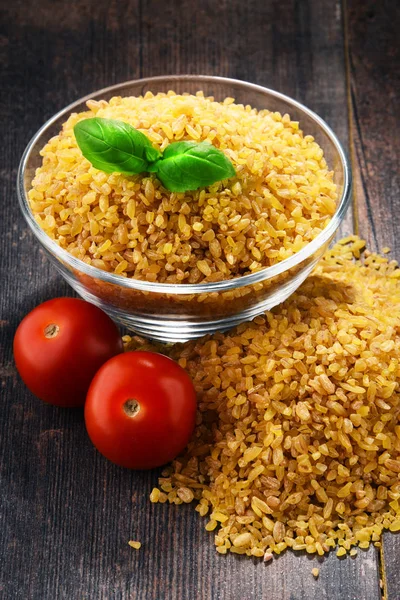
[346,0,400,253]
[346,1,400,599]
[0,0,382,599]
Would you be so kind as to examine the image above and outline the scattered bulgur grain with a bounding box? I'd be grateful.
[125,237,400,559]
[128,541,141,550]
[263,552,273,562]
[233,532,253,548]
[149,488,161,503]
[177,487,195,503]
[389,520,400,532]
[312,568,319,578]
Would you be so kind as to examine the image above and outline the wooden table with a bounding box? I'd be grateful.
[1,1,399,598]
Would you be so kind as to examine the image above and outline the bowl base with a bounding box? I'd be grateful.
[71,265,313,343]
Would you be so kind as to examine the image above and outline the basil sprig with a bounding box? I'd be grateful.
[74,117,235,192]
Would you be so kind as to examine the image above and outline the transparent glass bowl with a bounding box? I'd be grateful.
[18,75,352,342]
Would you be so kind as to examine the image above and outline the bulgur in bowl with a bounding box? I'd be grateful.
[17,76,351,342]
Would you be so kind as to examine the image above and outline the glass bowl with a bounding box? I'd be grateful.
[17,75,352,342]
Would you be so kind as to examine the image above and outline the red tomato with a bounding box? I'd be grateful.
[84,351,197,469]
[14,298,123,407]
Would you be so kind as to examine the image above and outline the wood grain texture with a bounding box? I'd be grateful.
[0,0,396,598]
[346,1,400,599]
[346,0,400,253]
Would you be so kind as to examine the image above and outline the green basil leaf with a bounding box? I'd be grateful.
[73,117,161,174]
[155,141,236,192]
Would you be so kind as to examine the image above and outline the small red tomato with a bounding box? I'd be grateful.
[14,298,123,407]
[84,351,197,469]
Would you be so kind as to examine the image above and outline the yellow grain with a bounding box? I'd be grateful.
[128,541,141,550]
[123,238,400,561]
[30,92,337,283]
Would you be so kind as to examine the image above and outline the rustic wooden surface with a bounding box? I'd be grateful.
[0,0,398,598]
[346,2,400,599]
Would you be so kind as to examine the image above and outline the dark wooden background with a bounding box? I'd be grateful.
[1,1,399,598]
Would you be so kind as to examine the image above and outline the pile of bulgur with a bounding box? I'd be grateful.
[125,237,400,558]
[28,92,337,283]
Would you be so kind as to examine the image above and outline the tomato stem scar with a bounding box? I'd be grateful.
[44,324,60,338]
[123,399,141,417]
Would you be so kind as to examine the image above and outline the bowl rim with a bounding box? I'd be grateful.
[17,74,352,295]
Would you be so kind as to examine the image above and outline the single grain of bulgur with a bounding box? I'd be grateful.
[128,540,141,550]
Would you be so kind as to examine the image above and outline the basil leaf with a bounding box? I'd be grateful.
[74,117,161,174]
[154,141,236,192]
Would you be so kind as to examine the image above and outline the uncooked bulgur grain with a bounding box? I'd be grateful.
[125,236,400,558]
[29,91,337,283]
[128,540,141,550]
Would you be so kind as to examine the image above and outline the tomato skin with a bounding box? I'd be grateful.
[13,298,123,407]
[84,351,197,469]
